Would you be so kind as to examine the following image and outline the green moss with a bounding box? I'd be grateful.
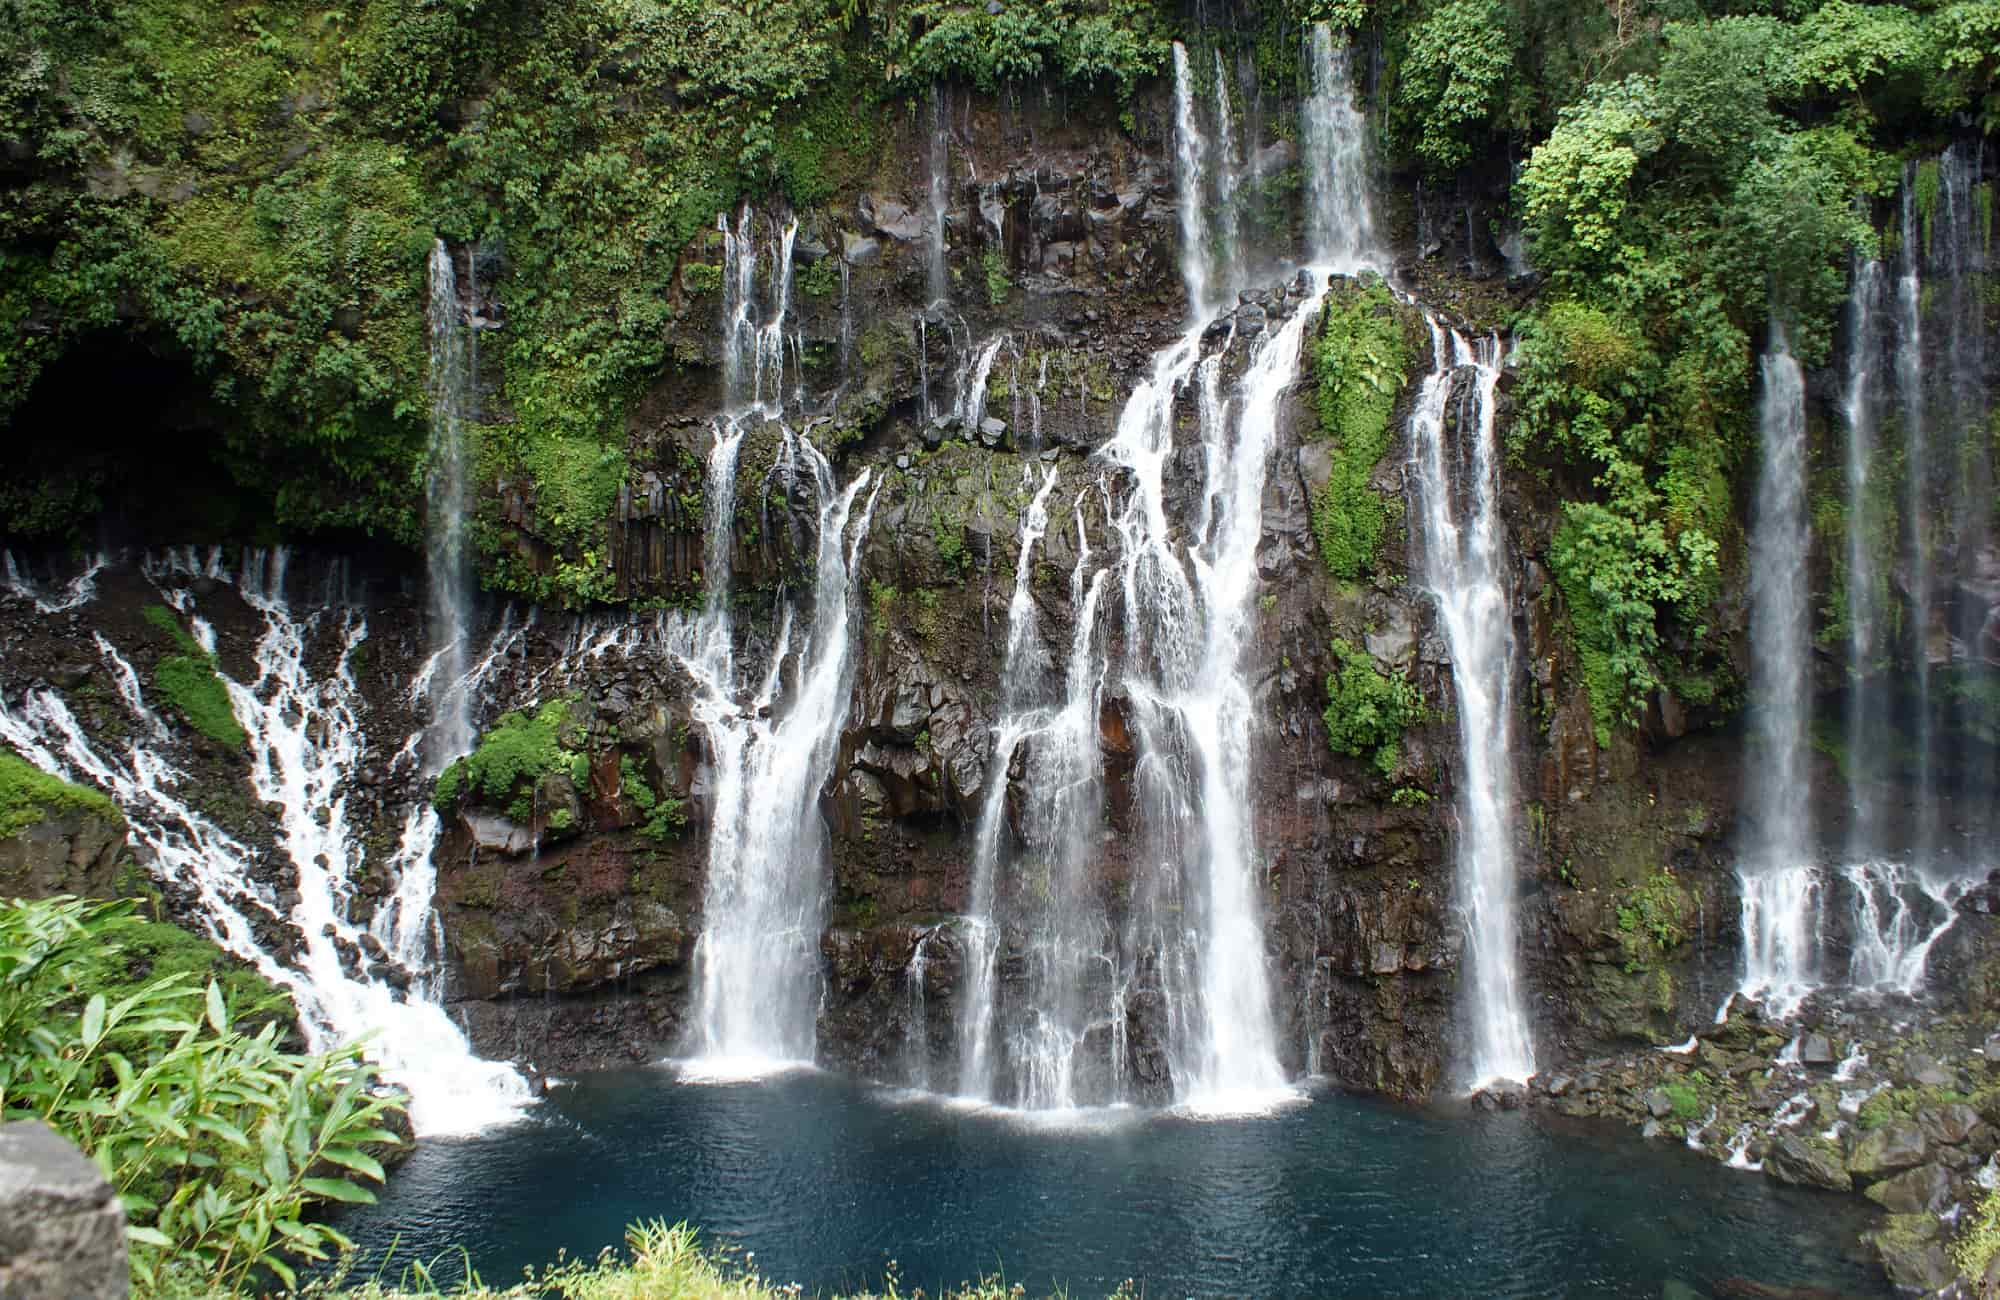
[153,656,246,748]
[0,751,121,838]
[869,581,898,636]
[1322,639,1424,777]
[1657,1077,1702,1121]
[1310,280,1412,580]
[1614,869,1689,955]
[141,604,246,747]
[142,604,204,656]
[1857,1083,1973,1132]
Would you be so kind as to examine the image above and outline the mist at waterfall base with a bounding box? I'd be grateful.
[333,1070,1882,1299]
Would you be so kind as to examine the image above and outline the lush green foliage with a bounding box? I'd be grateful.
[0,896,401,1295]
[1322,639,1424,777]
[1310,279,1411,580]
[433,697,580,821]
[619,754,686,844]
[885,0,1169,97]
[0,750,121,837]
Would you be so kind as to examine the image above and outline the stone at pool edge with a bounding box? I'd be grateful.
[0,1119,127,1298]
[1867,1213,1956,1294]
[1863,1162,1953,1215]
[1764,1133,1852,1192]
[1848,1122,1929,1182]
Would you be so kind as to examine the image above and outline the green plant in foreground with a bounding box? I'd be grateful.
[0,896,402,1296]
[313,1217,1124,1299]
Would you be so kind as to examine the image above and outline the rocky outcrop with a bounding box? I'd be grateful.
[0,807,128,900]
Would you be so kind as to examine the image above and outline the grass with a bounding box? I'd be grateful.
[0,749,121,837]
[304,1220,1118,1299]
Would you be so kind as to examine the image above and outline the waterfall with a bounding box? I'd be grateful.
[679,206,879,1073]
[954,333,1008,433]
[0,549,531,1136]
[721,208,797,414]
[1,550,109,614]
[680,441,878,1072]
[1735,331,1816,1015]
[1301,24,1380,274]
[926,88,950,308]
[949,31,1385,1111]
[1841,258,1888,859]
[425,240,477,769]
[1209,48,1244,294]
[1407,319,1534,1088]
[958,468,1061,1099]
[1927,146,1997,839]
[1895,180,1939,868]
[1170,43,1218,318]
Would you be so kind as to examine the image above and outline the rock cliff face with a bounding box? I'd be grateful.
[0,69,1988,1114]
[333,86,1794,1096]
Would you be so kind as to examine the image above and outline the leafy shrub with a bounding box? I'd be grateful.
[1322,639,1424,777]
[620,755,687,845]
[1614,870,1687,951]
[432,697,579,822]
[0,896,402,1295]
[1310,280,1411,580]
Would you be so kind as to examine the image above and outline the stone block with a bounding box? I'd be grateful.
[0,1120,126,1299]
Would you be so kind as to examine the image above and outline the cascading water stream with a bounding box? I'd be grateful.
[1406,320,1534,1089]
[0,548,531,1136]
[1301,24,1380,274]
[678,206,881,1073]
[680,443,878,1072]
[951,29,1384,1111]
[1896,179,1940,870]
[1736,331,1819,1018]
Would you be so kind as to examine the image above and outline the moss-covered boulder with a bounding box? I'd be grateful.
[0,751,127,899]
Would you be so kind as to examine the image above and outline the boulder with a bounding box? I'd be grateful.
[1796,1033,1834,1066]
[1644,1088,1676,1118]
[0,1120,126,1298]
[1763,1133,1852,1192]
[1918,1103,1980,1147]
[1848,1122,1928,1181]
[1863,1162,1952,1214]
[462,811,535,856]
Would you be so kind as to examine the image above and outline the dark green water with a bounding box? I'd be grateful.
[336,1069,1885,1298]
